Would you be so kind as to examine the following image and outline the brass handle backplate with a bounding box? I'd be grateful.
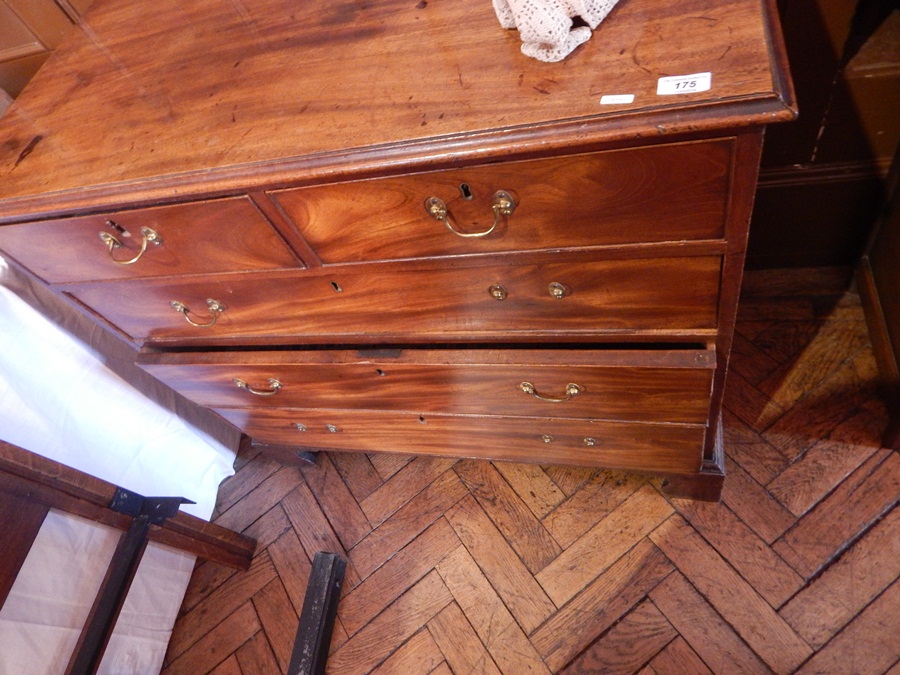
[233,377,282,396]
[170,298,225,327]
[548,282,570,299]
[519,381,583,403]
[425,190,516,238]
[488,284,508,300]
[99,225,162,265]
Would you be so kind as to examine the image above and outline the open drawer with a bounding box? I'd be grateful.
[138,347,715,425]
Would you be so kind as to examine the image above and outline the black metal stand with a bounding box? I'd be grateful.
[288,551,347,675]
[65,489,193,675]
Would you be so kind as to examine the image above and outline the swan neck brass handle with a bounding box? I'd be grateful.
[425,190,516,238]
[233,378,282,396]
[98,225,162,265]
[519,381,583,402]
[169,298,225,327]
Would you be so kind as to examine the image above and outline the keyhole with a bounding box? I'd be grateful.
[459,183,474,200]
[105,219,130,237]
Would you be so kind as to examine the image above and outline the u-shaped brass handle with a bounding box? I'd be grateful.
[519,381,583,402]
[98,226,162,265]
[169,298,225,327]
[425,190,516,238]
[233,377,282,396]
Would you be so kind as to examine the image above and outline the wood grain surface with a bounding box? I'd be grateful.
[68,255,722,343]
[0,0,794,217]
[138,347,715,423]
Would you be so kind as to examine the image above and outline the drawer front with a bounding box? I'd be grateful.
[270,139,732,263]
[68,255,721,342]
[138,348,715,424]
[0,197,300,283]
[216,407,706,475]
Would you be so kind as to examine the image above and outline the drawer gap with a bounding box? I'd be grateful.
[143,341,712,356]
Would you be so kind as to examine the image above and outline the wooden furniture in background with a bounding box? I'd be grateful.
[0,0,795,501]
[0,0,93,98]
[749,1,899,269]
[0,439,255,592]
[858,144,900,448]
[0,439,255,670]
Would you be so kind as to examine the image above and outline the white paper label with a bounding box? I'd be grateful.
[600,94,635,105]
[656,72,712,95]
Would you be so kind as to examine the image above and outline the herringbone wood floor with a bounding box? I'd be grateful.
[163,268,900,675]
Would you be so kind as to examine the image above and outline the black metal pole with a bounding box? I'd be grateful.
[288,551,346,675]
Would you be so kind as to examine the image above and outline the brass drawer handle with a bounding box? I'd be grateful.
[98,225,162,265]
[519,381,583,402]
[169,298,225,327]
[233,377,282,396]
[425,190,516,238]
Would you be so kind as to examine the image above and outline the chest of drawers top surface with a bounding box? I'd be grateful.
[0,0,793,220]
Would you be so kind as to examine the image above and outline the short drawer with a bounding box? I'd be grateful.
[215,407,706,475]
[0,197,300,283]
[68,255,721,343]
[138,348,716,424]
[269,139,732,263]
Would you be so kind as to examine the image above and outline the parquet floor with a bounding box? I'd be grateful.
[163,268,900,675]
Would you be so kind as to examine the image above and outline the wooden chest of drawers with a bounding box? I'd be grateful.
[0,0,795,500]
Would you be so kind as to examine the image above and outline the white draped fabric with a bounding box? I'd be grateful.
[0,256,237,674]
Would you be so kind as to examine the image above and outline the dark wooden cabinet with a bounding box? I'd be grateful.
[858,145,900,448]
[0,0,795,500]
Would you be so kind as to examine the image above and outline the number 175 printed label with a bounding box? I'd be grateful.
[657,72,712,95]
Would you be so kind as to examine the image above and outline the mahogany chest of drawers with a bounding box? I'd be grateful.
[0,0,795,500]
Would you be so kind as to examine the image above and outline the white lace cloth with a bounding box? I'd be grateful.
[493,0,621,62]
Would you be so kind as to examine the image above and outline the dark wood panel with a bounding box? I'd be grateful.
[271,140,732,263]
[858,144,900,447]
[0,490,48,607]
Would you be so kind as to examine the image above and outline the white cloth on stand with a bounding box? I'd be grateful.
[493,0,621,62]
[0,255,237,674]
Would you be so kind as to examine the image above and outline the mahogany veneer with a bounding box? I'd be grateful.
[0,0,796,500]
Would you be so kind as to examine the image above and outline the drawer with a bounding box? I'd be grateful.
[215,407,706,475]
[68,255,721,342]
[0,197,300,283]
[269,139,733,263]
[137,348,716,424]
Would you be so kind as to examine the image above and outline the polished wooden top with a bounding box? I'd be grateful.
[0,0,794,220]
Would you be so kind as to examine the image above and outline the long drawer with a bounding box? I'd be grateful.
[270,139,733,263]
[215,407,706,474]
[0,196,300,283]
[137,348,716,424]
[69,255,722,342]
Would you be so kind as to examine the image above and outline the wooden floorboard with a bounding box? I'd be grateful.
[163,270,900,674]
